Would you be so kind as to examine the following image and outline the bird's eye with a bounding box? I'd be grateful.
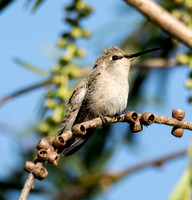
[112,55,118,60]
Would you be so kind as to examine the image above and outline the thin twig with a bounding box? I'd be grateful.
[62,149,187,195]
[0,80,53,106]
[124,0,192,49]
[19,173,34,200]
[133,58,179,68]
[20,110,190,199]
[77,59,181,80]
[20,162,48,200]
[0,59,182,108]
[106,149,187,179]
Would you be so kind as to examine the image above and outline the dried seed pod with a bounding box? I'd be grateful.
[48,151,59,165]
[171,127,184,138]
[72,124,86,135]
[48,145,54,152]
[172,110,184,137]
[36,138,50,150]
[125,111,138,124]
[59,130,73,141]
[24,161,35,173]
[140,112,155,125]
[37,149,48,162]
[172,109,185,121]
[45,136,55,145]
[52,136,66,149]
[32,165,48,180]
[129,120,143,133]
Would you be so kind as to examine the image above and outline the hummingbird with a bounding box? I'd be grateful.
[57,46,162,156]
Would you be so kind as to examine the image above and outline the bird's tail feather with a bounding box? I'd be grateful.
[61,129,94,156]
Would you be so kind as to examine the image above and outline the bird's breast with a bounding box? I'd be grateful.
[88,74,129,117]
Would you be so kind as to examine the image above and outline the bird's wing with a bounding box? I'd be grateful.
[57,69,101,136]
[57,70,101,156]
[61,131,92,156]
[56,80,88,136]
[74,71,101,124]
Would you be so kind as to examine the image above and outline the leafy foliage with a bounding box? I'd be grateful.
[13,58,48,77]
[169,168,190,200]
[37,0,92,137]
[32,0,45,12]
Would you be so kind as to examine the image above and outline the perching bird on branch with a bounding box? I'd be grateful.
[57,46,162,156]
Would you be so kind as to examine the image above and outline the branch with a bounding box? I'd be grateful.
[0,59,181,108]
[55,149,187,198]
[71,110,190,136]
[83,58,180,77]
[0,80,53,106]
[20,162,48,200]
[73,149,187,192]
[133,58,180,68]
[124,0,192,49]
[19,173,34,200]
[105,149,187,180]
[20,109,190,199]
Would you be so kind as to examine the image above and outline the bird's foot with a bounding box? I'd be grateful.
[99,115,108,125]
[114,113,121,121]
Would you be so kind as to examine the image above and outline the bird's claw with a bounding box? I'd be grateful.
[115,113,121,121]
[99,115,108,125]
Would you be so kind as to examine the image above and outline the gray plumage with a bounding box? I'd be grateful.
[56,46,162,156]
[57,46,130,156]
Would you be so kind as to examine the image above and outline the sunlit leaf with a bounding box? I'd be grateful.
[169,168,190,200]
[13,58,48,77]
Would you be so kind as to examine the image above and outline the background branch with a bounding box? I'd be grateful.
[0,59,182,107]
[106,149,187,179]
[20,109,191,199]
[124,0,192,49]
[0,80,53,106]
[133,58,179,68]
[78,149,187,192]
[20,148,187,200]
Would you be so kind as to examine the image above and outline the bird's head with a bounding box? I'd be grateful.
[94,46,162,77]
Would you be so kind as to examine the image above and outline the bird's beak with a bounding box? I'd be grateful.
[124,47,163,61]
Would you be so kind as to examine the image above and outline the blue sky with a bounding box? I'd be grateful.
[0,1,191,200]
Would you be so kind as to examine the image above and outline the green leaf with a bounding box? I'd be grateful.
[32,0,45,12]
[169,168,190,200]
[0,0,13,12]
[13,58,48,77]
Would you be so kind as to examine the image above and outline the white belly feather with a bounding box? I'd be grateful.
[89,73,128,117]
